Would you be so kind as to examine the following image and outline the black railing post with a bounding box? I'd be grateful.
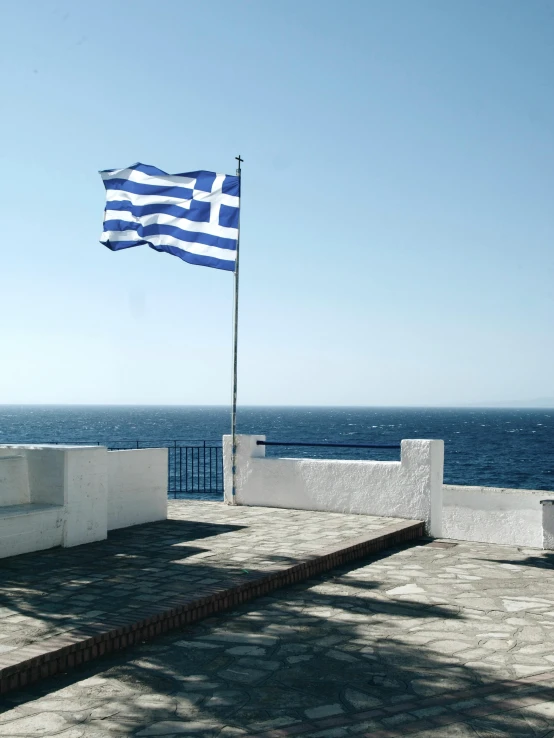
[185,446,189,493]
[203,440,206,492]
[215,447,219,493]
[178,445,181,499]
[173,440,177,495]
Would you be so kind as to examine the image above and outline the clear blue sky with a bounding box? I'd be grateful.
[1,0,552,406]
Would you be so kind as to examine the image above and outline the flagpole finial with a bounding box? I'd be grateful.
[235,155,243,176]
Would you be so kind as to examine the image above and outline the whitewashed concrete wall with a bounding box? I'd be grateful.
[223,435,444,535]
[0,455,30,506]
[443,485,554,549]
[107,448,168,530]
[0,444,167,559]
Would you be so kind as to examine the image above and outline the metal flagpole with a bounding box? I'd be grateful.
[230,154,243,504]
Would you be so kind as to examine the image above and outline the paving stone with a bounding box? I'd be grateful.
[412,706,449,718]
[428,640,474,654]
[410,723,477,737]
[287,655,313,664]
[136,721,220,735]
[343,689,382,710]
[203,634,279,647]
[236,657,280,671]
[225,646,267,656]
[0,713,69,735]
[304,705,344,719]
[348,719,385,734]
[218,667,267,683]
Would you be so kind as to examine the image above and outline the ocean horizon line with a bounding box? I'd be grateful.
[0,403,553,410]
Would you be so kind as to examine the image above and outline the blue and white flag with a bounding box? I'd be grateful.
[100,163,240,271]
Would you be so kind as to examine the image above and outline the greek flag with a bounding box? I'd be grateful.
[100,163,240,271]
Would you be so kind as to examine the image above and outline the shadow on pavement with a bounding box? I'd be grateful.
[2,548,540,738]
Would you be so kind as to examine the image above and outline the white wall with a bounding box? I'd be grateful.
[0,444,168,559]
[224,435,444,534]
[107,448,168,530]
[443,484,554,548]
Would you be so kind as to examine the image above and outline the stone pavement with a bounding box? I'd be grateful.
[2,536,554,736]
[0,502,421,692]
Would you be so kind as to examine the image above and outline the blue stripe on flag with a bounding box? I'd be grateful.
[148,243,236,271]
[102,219,237,251]
[105,178,194,200]
[106,199,211,223]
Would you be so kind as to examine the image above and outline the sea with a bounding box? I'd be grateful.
[0,405,552,491]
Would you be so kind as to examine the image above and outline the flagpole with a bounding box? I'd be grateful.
[230,155,243,505]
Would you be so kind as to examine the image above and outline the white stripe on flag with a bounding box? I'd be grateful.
[103,187,239,210]
[101,168,196,188]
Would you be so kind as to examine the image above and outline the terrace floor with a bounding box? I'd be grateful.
[0,501,420,693]
[2,502,554,736]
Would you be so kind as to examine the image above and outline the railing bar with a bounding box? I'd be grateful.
[257,441,401,449]
[8,439,224,446]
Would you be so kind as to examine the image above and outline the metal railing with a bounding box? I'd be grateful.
[106,439,224,496]
[167,441,223,496]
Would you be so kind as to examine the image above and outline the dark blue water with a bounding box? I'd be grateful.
[0,405,552,491]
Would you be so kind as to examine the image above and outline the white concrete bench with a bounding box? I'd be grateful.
[0,445,168,559]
